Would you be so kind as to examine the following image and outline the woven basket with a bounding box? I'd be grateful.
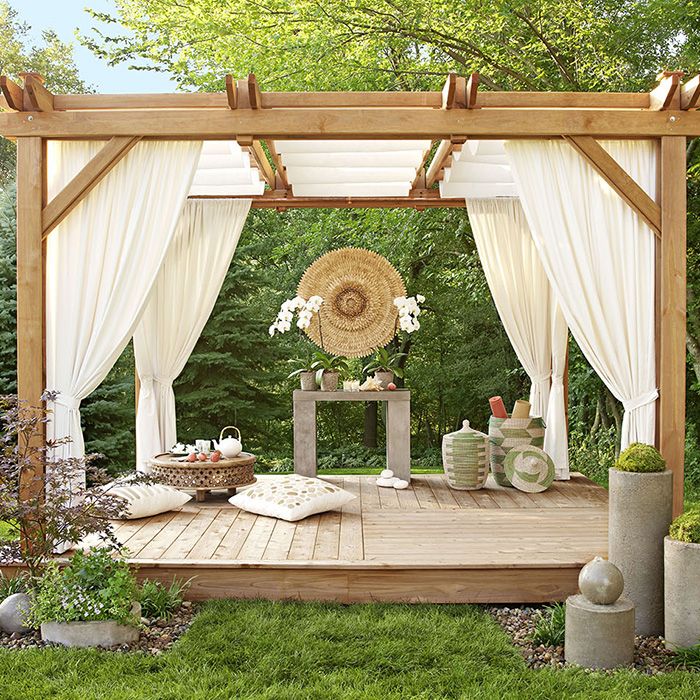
[488,415,545,487]
[441,420,490,490]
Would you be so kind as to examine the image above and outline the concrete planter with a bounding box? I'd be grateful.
[664,536,700,649]
[608,468,673,636]
[299,371,316,391]
[374,371,394,389]
[320,371,339,392]
[40,602,141,649]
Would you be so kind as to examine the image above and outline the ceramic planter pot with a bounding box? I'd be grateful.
[40,602,141,649]
[299,371,316,391]
[608,468,673,635]
[664,536,700,649]
[320,371,339,392]
[374,371,394,389]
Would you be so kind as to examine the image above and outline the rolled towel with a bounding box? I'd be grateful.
[511,399,531,419]
[489,396,508,418]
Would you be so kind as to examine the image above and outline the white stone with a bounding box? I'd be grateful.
[578,557,624,605]
[393,479,409,490]
[380,469,394,479]
[0,592,32,634]
[376,477,398,488]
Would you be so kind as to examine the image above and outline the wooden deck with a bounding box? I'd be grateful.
[110,473,608,604]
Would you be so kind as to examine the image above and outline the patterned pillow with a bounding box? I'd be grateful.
[229,475,355,522]
[106,481,191,519]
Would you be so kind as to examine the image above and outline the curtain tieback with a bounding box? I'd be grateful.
[139,376,172,399]
[551,375,564,387]
[532,373,552,385]
[622,389,659,413]
[53,394,81,411]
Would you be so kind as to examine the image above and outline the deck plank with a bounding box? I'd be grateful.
[212,509,258,559]
[237,515,277,560]
[187,509,240,560]
[263,519,297,560]
[287,514,321,559]
[162,508,219,559]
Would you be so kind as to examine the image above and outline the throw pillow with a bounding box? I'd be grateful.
[106,481,191,519]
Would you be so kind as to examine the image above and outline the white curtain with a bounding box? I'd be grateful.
[506,140,657,449]
[468,197,569,478]
[45,140,203,471]
[133,199,251,472]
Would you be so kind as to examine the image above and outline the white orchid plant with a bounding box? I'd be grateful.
[393,294,425,334]
[269,295,324,336]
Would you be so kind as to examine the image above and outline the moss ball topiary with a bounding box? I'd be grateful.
[669,510,700,544]
[615,442,666,473]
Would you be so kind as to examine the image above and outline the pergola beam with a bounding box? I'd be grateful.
[190,189,463,209]
[564,136,662,236]
[42,136,142,238]
[681,75,700,110]
[21,73,54,112]
[2,107,696,139]
[237,137,275,188]
[650,71,683,111]
[265,140,289,190]
[0,76,23,111]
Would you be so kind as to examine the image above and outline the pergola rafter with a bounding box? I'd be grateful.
[1,70,697,514]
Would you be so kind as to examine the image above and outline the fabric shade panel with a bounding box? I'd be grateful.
[506,139,657,449]
[441,140,518,199]
[274,139,432,197]
[133,199,252,472]
[467,197,569,479]
[45,140,203,472]
[189,141,265,197]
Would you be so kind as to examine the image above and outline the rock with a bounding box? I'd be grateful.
[0,593,32,634]
[379,469,394,479]
[393,479,409,490]
[578,556,624,605]
[376,477,397,488]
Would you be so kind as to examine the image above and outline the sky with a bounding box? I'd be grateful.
[16,0,179,93]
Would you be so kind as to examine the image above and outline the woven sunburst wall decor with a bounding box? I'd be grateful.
[297,248,406,357]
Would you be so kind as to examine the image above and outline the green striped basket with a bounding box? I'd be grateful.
[488,415,546,487]
[441,420,489,490]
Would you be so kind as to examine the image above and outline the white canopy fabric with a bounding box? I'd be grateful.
[273,140,432,197]
[468,197,569,479]
[133,199,251,472]
[45,140,202,470]
[441,140,517,199]
[189,141,265,197]
[506,139,658,449]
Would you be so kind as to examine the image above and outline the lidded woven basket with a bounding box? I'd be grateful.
[441,420,490,490]
[488,415,546,487]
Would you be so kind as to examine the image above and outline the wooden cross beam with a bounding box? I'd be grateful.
[265,139,289,190]
[225,75,237,109]
[564,135,661,237]
[411,141,436,189]
[681,75,700,110]
[237,136,275,188]
[42,136,142,238]
[0,76,23,111]
[425,139,465,188]
[21,73,54,112]
[650,71,683,111]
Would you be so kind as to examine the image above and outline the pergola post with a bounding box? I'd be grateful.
[16,137,46,500]
[658,135,687,516]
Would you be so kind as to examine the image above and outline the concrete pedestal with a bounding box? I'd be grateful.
[565,594,635,669]
[664,537,700,649]
[608,468,673,636]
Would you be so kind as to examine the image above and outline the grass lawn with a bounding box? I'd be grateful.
[1,601,698,700]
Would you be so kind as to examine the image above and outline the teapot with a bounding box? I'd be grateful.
[214,426,243,459]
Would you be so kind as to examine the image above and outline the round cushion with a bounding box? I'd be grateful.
[503,445,555,493]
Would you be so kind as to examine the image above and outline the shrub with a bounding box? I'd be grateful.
[671,643,700,671]
[568,426,618,486]
[0,571,28,601]
[669,510,700,543]
[28,548,138,627]
[530,603,566,646]
[615,442,666,473]
[139,578,190,620]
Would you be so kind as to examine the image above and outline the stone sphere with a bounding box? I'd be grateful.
[578,556,624,605]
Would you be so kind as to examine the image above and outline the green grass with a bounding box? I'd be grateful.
[0,601,698,699]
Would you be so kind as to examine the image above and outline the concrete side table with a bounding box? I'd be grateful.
[293,389,411,481]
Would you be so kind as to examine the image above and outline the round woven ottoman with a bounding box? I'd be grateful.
[150,452,256,502]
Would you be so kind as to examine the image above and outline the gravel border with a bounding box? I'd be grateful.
[0,601,197,654]
[487,605,685,674]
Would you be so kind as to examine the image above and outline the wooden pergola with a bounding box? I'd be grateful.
[2,70,698,515]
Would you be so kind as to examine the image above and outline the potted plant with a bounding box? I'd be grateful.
[28,548,141,648]
[310,351,349,392]
[363,346,407,389]
[608,442,673,636]
[664,509,700,649]
[287,356,317,391]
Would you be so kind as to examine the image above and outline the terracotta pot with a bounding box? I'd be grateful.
[320,371,339,392]
[299,371,316,391]
[374,371,394,389]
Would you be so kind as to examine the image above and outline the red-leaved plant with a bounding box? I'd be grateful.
[0,392,140,580]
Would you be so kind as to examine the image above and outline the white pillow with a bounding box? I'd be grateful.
[229,475,355,522]
[106,482,191,520]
